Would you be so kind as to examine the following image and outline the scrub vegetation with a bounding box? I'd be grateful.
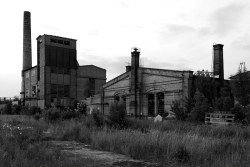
[1,112,250,167]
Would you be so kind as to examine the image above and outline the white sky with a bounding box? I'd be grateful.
[0,0,250,97]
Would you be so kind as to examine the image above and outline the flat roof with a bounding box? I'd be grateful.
[36,34,77,41]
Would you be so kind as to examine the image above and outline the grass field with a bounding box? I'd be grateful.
[0,115,250,167]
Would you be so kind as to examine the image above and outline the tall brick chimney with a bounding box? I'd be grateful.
[129,47,140,117]
[213,44,224,85]
[23,11,32,71]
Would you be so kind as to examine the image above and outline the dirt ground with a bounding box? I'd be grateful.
[46,141,163,167]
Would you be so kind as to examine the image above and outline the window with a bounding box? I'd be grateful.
[64,41,70,45]
[148,94,154,116]
[51,66,57,73]
[25,88,29,98]
[157,92,164,115]
[51,84,57,98]
[64,85,69,97]
[64,68,70,74]
[32,86,36,97]
[51,38,57,43]
[57,40,63,44]
[31,69,36,76]
[25,72,29,78]
[114,95,120,103]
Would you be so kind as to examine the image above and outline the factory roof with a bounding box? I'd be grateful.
[36,34,77,41]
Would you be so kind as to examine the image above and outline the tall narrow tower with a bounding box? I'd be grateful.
[213,44,224,85]
[23,11,32,70]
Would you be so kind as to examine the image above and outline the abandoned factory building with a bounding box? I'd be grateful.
[20,12,106,108]
[87,48,193,117]
[21,34,106,109]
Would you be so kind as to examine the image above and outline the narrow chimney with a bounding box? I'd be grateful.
[23,11,32,71]
[213,44,224,85]
[129,47,140,117]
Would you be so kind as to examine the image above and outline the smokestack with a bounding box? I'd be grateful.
[129,47,140,117]
[23,11,32,71]
[213,44,224,85]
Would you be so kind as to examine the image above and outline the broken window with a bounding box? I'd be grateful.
[58,85,64,98]
[122,95,126,104]
[57,40,63,44]
[32,86,36,97]
[64,41,70,45]
[64,68,70,75]
[51,66,57,73]
[157,92,164,115]
[25,72,29,78]
[51,84,57,98]
[51,38,57,43]
[114,95,120,103]
[148,94,154,116]
[25,88,29,98]
[64,85,69,97]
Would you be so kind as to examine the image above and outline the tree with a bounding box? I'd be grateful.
[3,101,12,114]
[193,75,220,104]
[230,67,250,106]
[188,90,211,122]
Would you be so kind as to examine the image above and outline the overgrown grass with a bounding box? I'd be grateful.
[1,115,250,167]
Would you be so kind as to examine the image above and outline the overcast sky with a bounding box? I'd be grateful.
[0,0,250,97]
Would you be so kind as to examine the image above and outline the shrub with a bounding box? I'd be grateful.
[61,107,80,120]
[20,105,30,115]
[43,107,61,122]
[231,104,250,125]
[171,100,187,121]
[3,101,12,114]
[188,90,211,122]
[91,108,105,127]
[29,106,42,115]
[108,102,127,128]
[12,104,21,115]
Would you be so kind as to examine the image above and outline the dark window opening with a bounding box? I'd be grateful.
[157,92,164,115]
[64,68,70,75]
[114,96,120,103]
[51,38,57,43]
[122,95,126,104]
[64,41,70,45]
[58,85,64,98]
[58,68,63,74]
[57,40,63,44]
[51,66,57,73]
[64,85,69,98]
[51,84,57,98]
[148,94,155,116]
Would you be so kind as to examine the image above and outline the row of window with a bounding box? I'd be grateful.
[51,67,70,74]
[50,38,70,45]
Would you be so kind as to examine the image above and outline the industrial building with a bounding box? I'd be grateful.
[20,11,226,117]
[87,44,225,118]
[20,11,106,108]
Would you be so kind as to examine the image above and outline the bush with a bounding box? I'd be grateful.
[43,107,61,122]
[12,104,21,115]
[3,101,12,114]
[188,90,211,122]
[171,100,187,121]
[61,107,80,120]
[20,105,30,115]
[92,108,105,127]
[231,104,250,125]
[108,102,127,128]
[29,106,42,115]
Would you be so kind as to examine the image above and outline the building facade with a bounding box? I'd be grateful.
[87,48,193,118]
[21,34,106,109]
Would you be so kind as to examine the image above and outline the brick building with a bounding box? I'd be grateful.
[87,48,193,118]
[21,34,106,108]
